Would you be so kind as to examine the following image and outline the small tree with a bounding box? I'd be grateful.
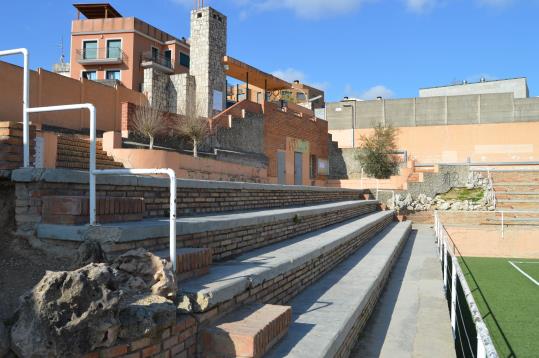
[132,105,164,150]
[355,124,399,179]
[175,105,210,158]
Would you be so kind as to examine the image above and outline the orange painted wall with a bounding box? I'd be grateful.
[0,61,146,132]
[330,121,539,164]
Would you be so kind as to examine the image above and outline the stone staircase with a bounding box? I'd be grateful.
[486,170,539,225]
[56,134,124,170]
[28,172,411,358]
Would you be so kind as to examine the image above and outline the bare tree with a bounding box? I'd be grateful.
[175,104,210,158]
[132,105,164,150]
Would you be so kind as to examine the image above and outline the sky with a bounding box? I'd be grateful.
[1,0,537,101]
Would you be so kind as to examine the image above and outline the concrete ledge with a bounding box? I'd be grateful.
[37,200,377,243]
[11,168,362,193]
[178,210,395,312]
[266,221,411,358]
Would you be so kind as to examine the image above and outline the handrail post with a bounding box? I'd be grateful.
[168,170,177,272]
[0,48,30,167]
[89,105,97,225]
[443,241,448,289]
[450,256,457,335]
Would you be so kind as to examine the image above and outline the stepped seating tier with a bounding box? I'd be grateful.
[177,210,394,318]
[37,200,379,259]
[266,221,411,358]
[56,135,124,170]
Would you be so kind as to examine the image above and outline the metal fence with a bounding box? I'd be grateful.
[434,211,498,358]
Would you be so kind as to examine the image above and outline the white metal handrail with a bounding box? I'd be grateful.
[434,211,498,358]
[0,48,30,167]
[5,47,179,272]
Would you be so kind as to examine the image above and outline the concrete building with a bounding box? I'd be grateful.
[419,77,529,99]
[326,81,539,173]
[70,3,191,91]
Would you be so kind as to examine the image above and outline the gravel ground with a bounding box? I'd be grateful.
[0,232,72,322]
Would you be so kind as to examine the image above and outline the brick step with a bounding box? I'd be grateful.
[56,160,124,170]
[58,135,103,147]
[176,211,394,322]
[483,217,539,225]
[37,200,380,258]
[42,195,144,224]
[494,185,539,194]
[492,172,539,183]
[266,221,411,358]
[57,152,120,165]
[57,144,110,157]
[495,193,539,200]
[202,303,292,358]
[496,202,539,210]
[155,247,213,281]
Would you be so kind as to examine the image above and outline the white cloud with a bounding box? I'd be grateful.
[271,68,329,91]
[272,68,306,83]
[406,0,439,13]
[345,84,394,100]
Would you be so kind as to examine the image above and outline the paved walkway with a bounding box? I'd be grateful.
[352,224,456,358]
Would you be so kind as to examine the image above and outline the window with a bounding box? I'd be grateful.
[82,40,98,60]
[106,39,122,59]
[296,92,306,101]
[179,52,190,68]
[105,70,120,81]
[82,71,97,80]
[151,47,159,61]
[163,50,172,68]
[213,90,223,111]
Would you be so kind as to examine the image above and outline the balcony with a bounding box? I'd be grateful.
[140,51,174,74]
[76,47,124,65]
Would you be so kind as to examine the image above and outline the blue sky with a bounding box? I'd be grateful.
[1,0,537,101]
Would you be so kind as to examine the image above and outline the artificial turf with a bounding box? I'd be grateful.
[458,257,539,357]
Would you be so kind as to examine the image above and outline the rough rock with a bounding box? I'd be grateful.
[118,294,176,339]
[0,321,9,358]
[10,263,122,358]
[74,240,108,267]
[9,249,177,358]
[112,249,176,299]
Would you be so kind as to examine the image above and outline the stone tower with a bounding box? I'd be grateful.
[189,7,227,118]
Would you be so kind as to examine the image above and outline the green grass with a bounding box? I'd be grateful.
[439,187,484,202]
[458,257,539,357]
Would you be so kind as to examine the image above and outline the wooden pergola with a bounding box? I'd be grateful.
[224,56,291,93]
[74,3,122,19]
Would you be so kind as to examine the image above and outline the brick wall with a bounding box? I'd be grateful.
[0,122,35,170]
[263,102,329,180]
[13,170,363,236]
[86,315,197,358]
[95,202,378,258]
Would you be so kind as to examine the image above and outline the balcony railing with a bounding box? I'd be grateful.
[76,47,124,65]
[141,51,174,73]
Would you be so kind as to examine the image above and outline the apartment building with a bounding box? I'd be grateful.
[70,3,191,91]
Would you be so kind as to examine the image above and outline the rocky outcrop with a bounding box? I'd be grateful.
[0,321,9,357]
[10,249,176,358]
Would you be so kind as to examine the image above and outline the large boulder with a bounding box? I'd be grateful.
[0,321,9,357]
[10,249,177,358]
[10,263,122,358]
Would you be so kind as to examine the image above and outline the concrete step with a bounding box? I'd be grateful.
[176,210,395,321]
[495,192,539,200]
[496,199,539,210]
[201,303,292,358]
[491,171,539,183]
[494,184,539,192]
[37,200,379,259]
[266,221,411,358]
